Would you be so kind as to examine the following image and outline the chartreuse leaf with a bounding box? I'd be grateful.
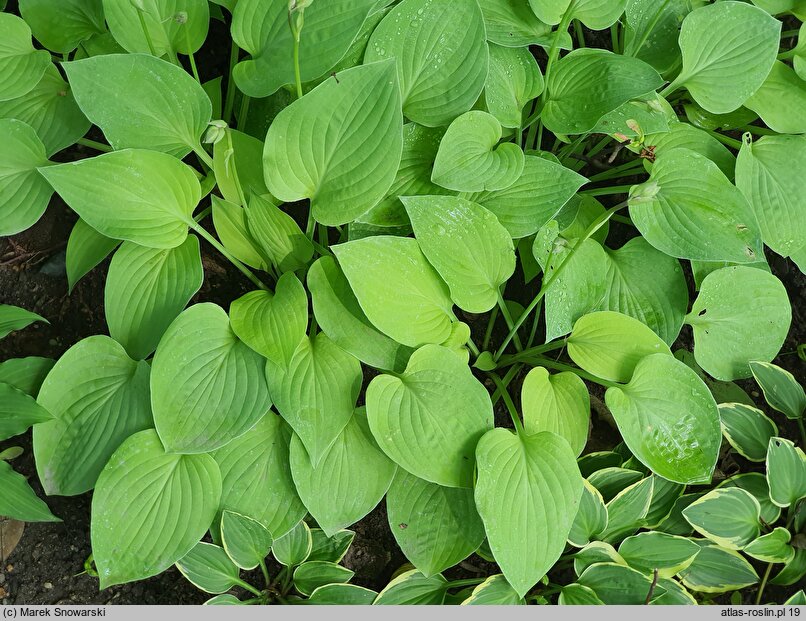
[102,0,209,56]
[308,257,412,373]
[230,273,308,368]
[431,112,524,193]
[719,473,781,525]
[574,541,626,576]
[744,527,794,564]
[176,543,240,594]
[267,333,361,467]
[404,196,516,313]
[599,477,654,544]
[211,196,269,271]
[629,149,762,264]
[152,303,272,453]
[272,520,313,567]
[64,54,212,157]
[750,361,806,420]
[308,584,377,605]
[623,0,696,74]
[333,236,455,348]
[767,437,806,508]
[668,1,780,114]
[682,488,761,549]
[0,356,54,397]
[263,61,402,226]
[528,0,625,27]
[290,408,395,536]
[386,470,485,576]
[365,0,488,127]
[605,354,721,485]
[686,266,791,380]
[105,236,203,361]
[559,583,605,605]
[675,349,755,407]
[577,563,655,605]
[737,135,806,259]
[18,0,105,53]
[212,130,268,204]
[34,336,152,496]
[0,119,53,236]
[231,0,375,97]
[0,303,47,340]
[461,575,524,605]
[308,529,354,563]
[40,149,199,249]
[245,194,313,274]
[678,541,758,593]
[619,532,700,578]
[641,120,735,179]
[0,14,50,101]
[220,511,273,570]
[367,345,493,488]
[744,62,806,134]
[485,44,543,128]
[592,93,670,140]
[568,480,608,547]
[479,0,565,48]
[475,429,583,597]
[567,311,671,383]
[542,49,663,135]
[0,461,59,522]
[521,367,589,456]
[373,570,448,605]
[719,403,778,462]
[92,429,221,588]
[293,562,354,596]
[213,414,305,539]
[65,219,119,293]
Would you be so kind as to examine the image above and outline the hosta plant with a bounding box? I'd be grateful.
[1,0,805,606]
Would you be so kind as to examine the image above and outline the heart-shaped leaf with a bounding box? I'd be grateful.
[719,403,778,462]
[678,541,759,593]
[0,461,59,523]
[744,61,806,134]
[462,575,524,605]
[485,44,544,129]
[220,511,273,571]
[0,356,54,397]
[18,0,105,53]
[479,0,565,48]
[618,532,700,578]
[766,437,806,508]
[373,570,448,605]
[0,13,50,101]
[176,542,241,594]
[749,361,806,420]
[683,488,761,550]
[568,480,608,547]
[0,381,51,441]
[293,562,354,597]
[245,195,313,274]
[65,219,120,293]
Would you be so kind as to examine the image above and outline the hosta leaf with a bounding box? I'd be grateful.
[212,414,306,539]
[629,149,762,263]
[65,220,119,293]
[40,149,199,249]
[719,403,778,462]
[619,532,700,578]
[152,303,272,453]
[367,344,494,488]
[770,549,806,587]
[432,112,524,192]
[0,461,59,523]
[245,194,313,273]
[293,562,354,596]
[386,470,485,577]
[211,196,269,271]
[64,53,212,157]
[604,353,721,484]
[678,541,758,593]
[642,120,735,179]
[212,129,269,204]
[176,543,240,594]
[105,236,203,361]
[220,511,273,570]
[263,61,402,226]
[592,94,670,140]
[479,0,566,48]
[670,1,780,113]
[18,0,105,53]
[675,349,755,407]
[521,367,589,456]
[558,583,605,605]
[0,119,53,236]
[766,437,806,508]
[0,382,52,441]
[475,429,583,597]
[685,266,790,380]
[307,584,377,605]
[744,527,794,564]
[485,44,544,128]
[290,408,396,536]
[651,578,697,605]
[373,570,448,605]
[682,488,761,549]
[573,541,627,576]
[599,477,654,544]
[750,361,806,420]
[0,14,50,101]
[567,311,671,383]
[743,62,806,134]
[568,480,608,547]
[0,357,54,397]
[461,575,524,605]
[308,529,355,563]
[272,520,312,567]
[34,336,152,496]
[404,196,516,313]
[624,0,694,74]
[333,236,455,348]
[542,49,663,135]
[0,303,47,340]
[365,0,488,127]
[92,429,221,588]
[588,467,644,502]
[719,473,781,525]
[577,563,655,605]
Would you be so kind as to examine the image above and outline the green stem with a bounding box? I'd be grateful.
[234,578,263,598]
[223,40,240,124]
[193,145,214,169]
[466,338,481,358]
[797,417,806,448]
[778,49,796,61]
[496,289,524,352]
[77,137,112,152]
[781,29,800,38]
[237,94,251,129]
[588,159,645,183]
[288,12,304,99]
[610,22,621,55]
[755,563,774,605]
[627,0,671,58]
[528,355,618,388]
[184,26,201,83]
[448,578,486,589]
[190,222,269,291]
[738,125,779,137]
[491,363,521,406]
[611,213,634,227]
[573,19,585,48]
[526,300,542,348]
[482,305,499,351]
[586,135,613,158]
[193,205,212,223]
[136,9,158,57]
[704,129,743,150]
[659,75,684,99]
[259,560,271,588]
[489,373,525,435]
[498,340,567,367]
[580,184,633,197]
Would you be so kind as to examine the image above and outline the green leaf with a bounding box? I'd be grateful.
[744,527,794,564]
[629,149,762,263]
[599,476,655,544]
[683,488,761,549]
[105,236,203,361]
[263,61,402,226]
[479,0,566,48]
[685,266,791,380]
[34,336,152,496]
[743,61,806,134]
[404,196,515,313]
[293,561,354,596]
[750,361,806,420]
[431,112,524,193]
[678,541,759,593]
[624,0,695,74]
[577,563,655,605]
[568,480,608,547]
[719,473,781,525]
[670,1,780,113]
[307,584,378,605]
[592,94,671,140]
[333,236,455,348]
[0,460,59,523]
[245,194,313,273]
[231,0,375,97]
[18,0,105,53]
[40,149,199,249]
[272,519,312,567]
[212,414,306,539]
[176,543,240,594]
[308,529,354,563]
[475,428,583,597]
[0,303,47,340]
[203,595,245,606]
[461,575,524,605]
[542,49,663,135]
[0,13,50,101]
[65,221,120,294]
[577,451,623,478]
[0,118,53,236]
[212,129,269,204]
[0,382,52,442]
[567,311,671,383]
[151,303,272,453]
[522,367,589,456]
[64,53,212,157]
[92,429,221,588]
[558,583,605,605]
[605,353,721,485]
[655,492,704,536]
[267,333,361,466]
[719,403,778,462]
[675,349,755,406]
[650,579,697,605]
[573,541,627,576]
[588,467,643,502]
[642,120,735,179]
[373,570,448,605]
[785,591,806,606]
[220,511,273,570]
[737,134,806,259]
[0,357,54,397]
[367,344,493,488]
[770,548,806,587]
[290,408,396,535]
[211,196,269,271]
[386,470,485,576]
[619,532,700,578]
[366,0,488,126]
[766,437,806,508]
[485,44,544,129]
